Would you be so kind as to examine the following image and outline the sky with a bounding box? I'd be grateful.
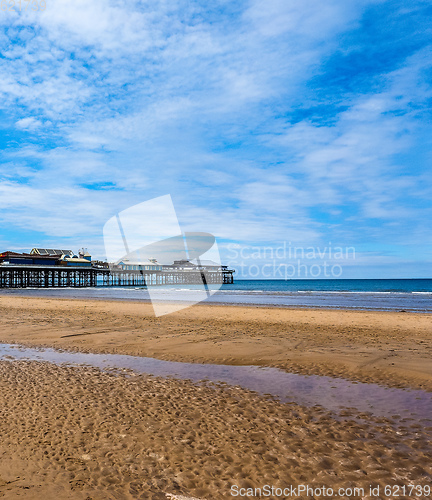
[0,0,431,278]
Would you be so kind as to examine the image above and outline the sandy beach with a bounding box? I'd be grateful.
[0,296,431,499]
[0,296,431,389]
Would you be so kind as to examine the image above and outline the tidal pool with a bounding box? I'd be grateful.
[1,343,431,424]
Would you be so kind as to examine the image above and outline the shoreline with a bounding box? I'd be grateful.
[1,287,432,314]
[0,296,431,391]
[6,293,432,312]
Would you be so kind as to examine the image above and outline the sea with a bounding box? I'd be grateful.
[1,278,431,312]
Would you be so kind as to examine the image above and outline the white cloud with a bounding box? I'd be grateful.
[268,47,432,225]
[15,117,43,130]
[244,0,376,38]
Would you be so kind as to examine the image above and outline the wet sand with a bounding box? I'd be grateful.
[0,361,431,499]
[0,296,431,498]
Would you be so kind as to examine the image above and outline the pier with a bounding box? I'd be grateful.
[0,266,98,288]
[101,268,234,287]
[0,266,234,288]
[0,249,234,288]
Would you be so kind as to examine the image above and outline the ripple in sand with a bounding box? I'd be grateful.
[1,343,432,425]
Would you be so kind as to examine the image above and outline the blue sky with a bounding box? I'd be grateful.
[0,0,431,278]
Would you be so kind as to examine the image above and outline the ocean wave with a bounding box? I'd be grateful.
[218,290,418,296]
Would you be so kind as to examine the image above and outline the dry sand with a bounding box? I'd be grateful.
[0,296,431,499]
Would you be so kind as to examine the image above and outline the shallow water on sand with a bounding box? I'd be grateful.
[1,343,432,425]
